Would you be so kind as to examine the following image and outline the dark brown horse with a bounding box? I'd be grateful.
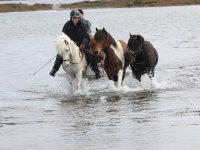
[93,28,135,87]
[128,34,158,82]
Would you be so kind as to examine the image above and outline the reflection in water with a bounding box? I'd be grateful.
[57,90,160,149]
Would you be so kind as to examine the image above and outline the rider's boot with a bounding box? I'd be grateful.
[82,49,101,79]
[91,53,101,79]
[49,54,63,77]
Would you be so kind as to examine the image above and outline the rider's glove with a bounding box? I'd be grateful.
[80,44,85,51]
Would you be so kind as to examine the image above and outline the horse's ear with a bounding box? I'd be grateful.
[137,35,144,46]
[129,33,132,37]
[103,27,106,32]
[96,28,98,32]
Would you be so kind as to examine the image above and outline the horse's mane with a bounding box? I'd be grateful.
[60,32,74,44]
[55,32,77,56]
[94,28,117,47]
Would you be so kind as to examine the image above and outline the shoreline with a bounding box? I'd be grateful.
[0,0,200,12]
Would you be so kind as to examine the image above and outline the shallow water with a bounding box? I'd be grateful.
[0,6,200,150]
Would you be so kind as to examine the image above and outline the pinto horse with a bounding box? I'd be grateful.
[128,34,158,82]
[93,28,135,87]
[55,32,88,90]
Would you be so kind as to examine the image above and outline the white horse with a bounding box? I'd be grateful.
[54,32,88,90]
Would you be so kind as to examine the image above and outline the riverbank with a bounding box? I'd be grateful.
[0,0,200,12]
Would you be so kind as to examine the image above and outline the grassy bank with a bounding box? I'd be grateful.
[0,3,52,12]
[61,0,200,9]
[0,0,200,12]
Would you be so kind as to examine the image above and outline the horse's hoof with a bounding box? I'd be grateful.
[95,72,101,79]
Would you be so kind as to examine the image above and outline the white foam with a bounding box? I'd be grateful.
[105,81,118,91]
[140,77,180,90]
[69,78,91,96]
[101,80,143,93]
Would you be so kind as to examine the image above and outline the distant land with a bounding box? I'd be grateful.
[0,0,200,12]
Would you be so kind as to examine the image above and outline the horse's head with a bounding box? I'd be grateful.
[94,27,117,52]
[55,33,72,67]
[128,34,144,54]
[90,35,105,62]
[93,27,108,51]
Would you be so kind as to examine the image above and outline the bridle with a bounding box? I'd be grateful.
[128,47,142,55]
[128,42,144,56]
[62,39,84,65]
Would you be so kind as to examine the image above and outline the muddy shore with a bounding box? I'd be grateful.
[0,0,200,12]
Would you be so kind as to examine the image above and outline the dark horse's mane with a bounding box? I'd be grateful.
[94,28,117,48]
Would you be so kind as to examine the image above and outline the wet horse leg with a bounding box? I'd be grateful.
[117,69,123,87]
[130,64,141,82]
[147,68,155,89]
[70,73,82,90]
[113,75,118,87]
[76,72,82,90]
[148,68,154,79]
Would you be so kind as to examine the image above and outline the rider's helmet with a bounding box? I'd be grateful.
[70,9,80,18]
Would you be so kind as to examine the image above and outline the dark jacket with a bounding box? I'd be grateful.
[62,19,90,49]
[82,19,91,34]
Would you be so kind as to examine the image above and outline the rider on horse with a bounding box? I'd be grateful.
[78,9,91,35]
[49,9,101,79]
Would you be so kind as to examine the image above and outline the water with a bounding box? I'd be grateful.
[0,6,200,150]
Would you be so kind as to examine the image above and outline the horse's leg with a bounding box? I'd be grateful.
[113,75,118,87]
[69,75,79,90]
[147,68,154,89]
[121,70,126,86]
[136,74,142,82]
[117,69,123,87]
[70,79,77,90]
[77,78,81,90]
[76,72,83,90]
[130,64,138,78]
[82,68,87,79]
[148,68,154,79]
[113,75,118,82]
[131,68,141,82]
[130,64,142,82]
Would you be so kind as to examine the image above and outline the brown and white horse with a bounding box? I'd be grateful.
[93,28,134,87]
